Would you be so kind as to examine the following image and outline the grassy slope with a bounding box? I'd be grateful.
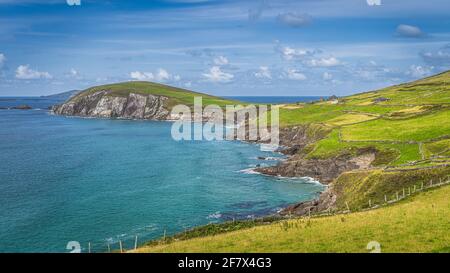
[280,71,450,169]
[133,71,450,253]
[68,81,238,109]
[136,184,450,253]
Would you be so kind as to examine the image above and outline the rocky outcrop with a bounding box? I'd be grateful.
[255,125,376,216]
[257,153,375,184]
[52,90,171,120]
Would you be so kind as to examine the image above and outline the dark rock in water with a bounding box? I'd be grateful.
[0,107,8,110]
[257,156,266,160]
[11,105,32,110]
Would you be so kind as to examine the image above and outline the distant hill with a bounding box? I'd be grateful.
[41,90,81,101]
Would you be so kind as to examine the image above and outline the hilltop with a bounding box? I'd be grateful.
[52,81,238,120]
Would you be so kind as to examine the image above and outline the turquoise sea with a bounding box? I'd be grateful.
[0,97,324,253]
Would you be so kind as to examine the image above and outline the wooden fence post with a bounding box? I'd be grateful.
[369,199,372,208]
[107,243,111,253]
[134,236,138,250]
[88,242,91,253]
[345,202,350,212]
[384,195,387,203]
[119,240,123,253]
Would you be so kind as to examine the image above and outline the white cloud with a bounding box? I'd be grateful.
[323,72,333,80]
[213,56,229,66]
[254,66,272,79]
[277,12,312,27]
[70,68,78,77]
[15,65,52,80]
[278,46,312,61]
[130,68,179,82]
[396,24,423,38]
[155,68,170,81]
[420,45,450,68]
[203,66,234,82]
[286,69,307,81]
[130,71,154,81]
[0,53,5,68]
[308,57,340,67]
[405,65,433,78]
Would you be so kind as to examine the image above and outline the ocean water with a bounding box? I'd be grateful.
[0,97,324,253]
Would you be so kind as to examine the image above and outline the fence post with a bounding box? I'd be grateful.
[107,243,111,253]
[345,202,350,212]
[163,229,166,241]
[369,199,372,208]
[408,187,411,195]
[396,192,399,201]
[134,236,138,250]
[119,240,123,253]
[430,179,433,186]
[88,242,91,254]
[403,188,405,197]
[413,185,416,193]
[421,182,424,190]
[384,195,387,203]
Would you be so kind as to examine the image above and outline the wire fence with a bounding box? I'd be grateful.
[70,175,450,253]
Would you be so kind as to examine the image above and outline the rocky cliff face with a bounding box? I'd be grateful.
[52,90,171,120]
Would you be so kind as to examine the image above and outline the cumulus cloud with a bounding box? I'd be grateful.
[396,24,424,38]
[285,68,306,81]
[213,56,229,66]
[203,66,234,83]
[277,12,312,27]
[420,45,450,68]
[308,57,341,67]
[130,68,180,82]
[405,65,434,78]
[276,45,315,61]
[15,65,52,80]
[254,66,272,79]
[130,71,154,81]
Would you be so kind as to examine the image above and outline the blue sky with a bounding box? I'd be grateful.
[0,0,449,96]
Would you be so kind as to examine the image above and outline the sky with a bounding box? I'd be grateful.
[0,0,449,96]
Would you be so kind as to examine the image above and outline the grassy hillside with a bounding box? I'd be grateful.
[68,81,238,109]
[136,184,450,253]
[280,71,450,169]
[133,71,450,253]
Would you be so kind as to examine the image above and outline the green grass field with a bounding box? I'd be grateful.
[136,184,450,253]
[72,72,450,253]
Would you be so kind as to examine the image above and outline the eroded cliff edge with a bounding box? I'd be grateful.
[52,90,173,120]
[255,125,377,217]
